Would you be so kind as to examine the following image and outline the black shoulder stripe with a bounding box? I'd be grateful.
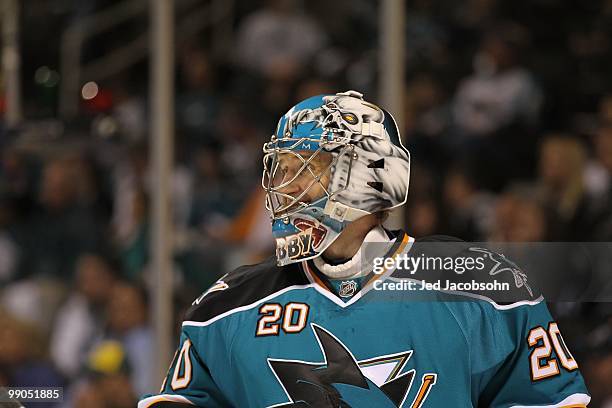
[417,235,465,243]
[395,238,542,303]
[184,256,309,323]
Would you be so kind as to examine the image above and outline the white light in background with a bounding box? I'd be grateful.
[81,81,99,100]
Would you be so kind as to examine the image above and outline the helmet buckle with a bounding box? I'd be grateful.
[324,200,349,222]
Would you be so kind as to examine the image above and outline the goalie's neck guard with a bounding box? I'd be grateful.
[312,225,392,279]
[262,91,410,266]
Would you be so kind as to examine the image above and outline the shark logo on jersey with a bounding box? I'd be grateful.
[192,278,229,305]
[469,247,534,297]
[267,324,436,407]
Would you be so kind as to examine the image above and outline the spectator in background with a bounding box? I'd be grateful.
[508,195,548,242]
[453,22,542,138]
[209,187,273,271]
[0,309,63,407]
[176,46,219,145]
[403,74,452,178]
[442,167,495,240]
[112,145,148,246]
[234,0,327,81]
[537,134,590,239]
[50,253,117,380]
[117,187,149,282]
[584,95,612,240]
[234,0,328,115]
[102,282,154,396]
[189,143,235,229]
[405,74,450,139]
[21,156,106,279]
[0,195,20,283]
[472,129,592,231]
[404,0,451,73]
[448,23,543,190]
[489,183,548,242]
[0,148,36,206]
[72,341,136,408]
[449,0,500,35]
[215,99,265,191]
[112,145,193,280]
[567,5,612,99]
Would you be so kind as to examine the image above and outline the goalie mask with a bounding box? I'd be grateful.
[262,90,410,266]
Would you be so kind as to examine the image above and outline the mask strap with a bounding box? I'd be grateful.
[323,200,369,222]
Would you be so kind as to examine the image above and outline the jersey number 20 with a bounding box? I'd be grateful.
[527,322,578,381]
[167,339,193,391]
[256,302,309,336]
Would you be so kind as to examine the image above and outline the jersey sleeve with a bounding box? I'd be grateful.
[477,301,590,407]
[137,329,232,408]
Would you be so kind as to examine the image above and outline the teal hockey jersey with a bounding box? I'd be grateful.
[138,232,590,407]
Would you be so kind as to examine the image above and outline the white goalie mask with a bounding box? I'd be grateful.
[262,91,410,266]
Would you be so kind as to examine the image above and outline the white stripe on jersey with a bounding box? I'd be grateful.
[138,394,195,408]
[183,284,315,328]
[385,276,545,310]
[509,392,591,407]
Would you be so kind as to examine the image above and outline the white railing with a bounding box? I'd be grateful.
[59,0,234,119]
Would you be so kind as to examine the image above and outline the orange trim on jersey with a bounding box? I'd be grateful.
[302,232,412,294]
[364,232,411,288]
[141,395,194,407]
[303,262,328,290]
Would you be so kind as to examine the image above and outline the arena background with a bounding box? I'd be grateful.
[0,0,611,406]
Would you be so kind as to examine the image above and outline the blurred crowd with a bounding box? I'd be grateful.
[1,0,612,406]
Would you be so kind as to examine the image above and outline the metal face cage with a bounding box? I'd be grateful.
[262,135,354,220]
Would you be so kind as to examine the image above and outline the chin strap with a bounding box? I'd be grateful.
[313,225,392,279]
[323,200,369,222]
